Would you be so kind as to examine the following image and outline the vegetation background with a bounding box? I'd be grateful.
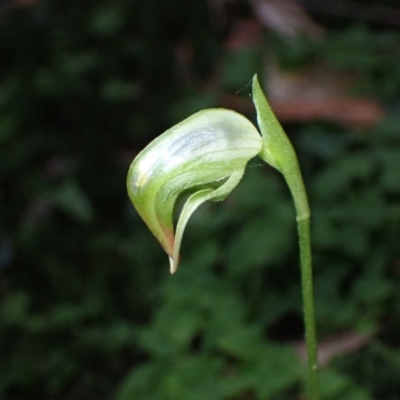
[1,0,400,399]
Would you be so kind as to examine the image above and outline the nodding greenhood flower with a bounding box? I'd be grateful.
[127,109,262,273]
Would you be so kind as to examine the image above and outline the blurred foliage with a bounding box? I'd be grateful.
[1,1,400,400]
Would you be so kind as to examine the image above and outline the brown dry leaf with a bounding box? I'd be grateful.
[265,62,355,103]
[294,330,372,368]
[270,98,384,128]
[250,0,324,38]
[264,62,385,127]
[221,91,384,128]
[219,1,384,127]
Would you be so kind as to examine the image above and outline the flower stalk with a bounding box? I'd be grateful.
[127,75,320,399]
[252,75,320,400]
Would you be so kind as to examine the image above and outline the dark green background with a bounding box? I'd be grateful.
[1,1,400,399]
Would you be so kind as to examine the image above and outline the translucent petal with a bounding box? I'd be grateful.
[127,108,262,270]
[171,169,244,273]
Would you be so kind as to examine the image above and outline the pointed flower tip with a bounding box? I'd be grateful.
[169,256,177,274]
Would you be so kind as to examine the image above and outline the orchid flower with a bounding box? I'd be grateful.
[127,75,320,400]
[127,108,262,273]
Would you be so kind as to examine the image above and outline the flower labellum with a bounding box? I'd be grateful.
[127,109,262,273]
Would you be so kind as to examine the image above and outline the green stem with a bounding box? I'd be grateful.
[284,171,319,400]
[252,75,320,399]
[297,214,320,400]
[284,167,319,400]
